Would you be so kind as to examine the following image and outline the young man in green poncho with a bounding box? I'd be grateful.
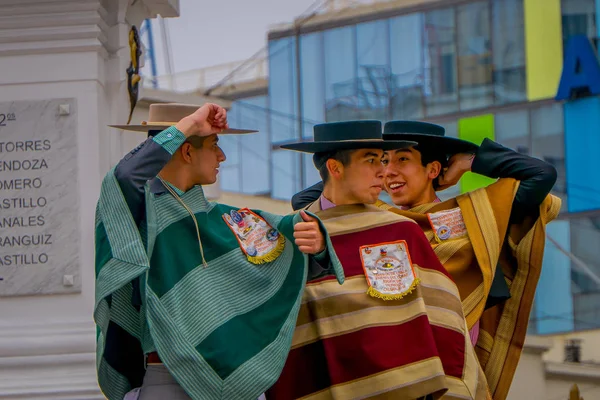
[94,103,343,400]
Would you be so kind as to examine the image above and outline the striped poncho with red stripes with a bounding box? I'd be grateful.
[266,203,489,400]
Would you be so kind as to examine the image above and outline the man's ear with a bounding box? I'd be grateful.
[326,158,343,180]
[427,160,442,180]
[179,142,194,164]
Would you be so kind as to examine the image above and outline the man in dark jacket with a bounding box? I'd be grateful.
[291,120,560,400]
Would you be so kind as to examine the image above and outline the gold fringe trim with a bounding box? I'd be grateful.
[246,235,285,265]
[366,278,421,301]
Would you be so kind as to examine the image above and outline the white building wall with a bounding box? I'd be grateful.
[0,1,180,398]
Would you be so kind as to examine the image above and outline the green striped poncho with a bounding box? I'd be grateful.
[94,169,343,400]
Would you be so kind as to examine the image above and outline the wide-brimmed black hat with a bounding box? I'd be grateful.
[382,121,478,155]
[280,120,416,153]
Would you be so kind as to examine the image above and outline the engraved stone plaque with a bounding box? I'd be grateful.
[0,99,80,296]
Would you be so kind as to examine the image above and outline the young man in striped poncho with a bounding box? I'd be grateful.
[266,120,489,400]
[291,121,561,400]
[94,103,344,400]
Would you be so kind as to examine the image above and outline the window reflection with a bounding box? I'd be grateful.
[457,1,493,111]
[570,216,600,331]
[239,97,270,194]
[424,8,459,116]
[495,109,529,154]
[300,33,325,139]
[303,153,321,189]
[531,103,567,211]
[435,121,461,202]
[324,26,357,122]
[531,212,600,334]
[390,14,425,120]
[219,102,241,192]
[272,150,300,200]
[356,20,391,120]
[269,38,297,143]
[492,0,526,104]
[562,0,597,46]
[219,167,241,193]
[532,220,575,334]
[220,98,271,194]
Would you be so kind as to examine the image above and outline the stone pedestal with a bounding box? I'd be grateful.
[0,1,179,398]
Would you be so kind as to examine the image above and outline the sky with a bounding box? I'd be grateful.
[144,0,317,78]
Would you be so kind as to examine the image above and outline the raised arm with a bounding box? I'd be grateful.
[438,138,557,221]
[470,138,557,220]
[112,103,229,226]
[114,128,185,225]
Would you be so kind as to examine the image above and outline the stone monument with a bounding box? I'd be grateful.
[0,1,181,398]
[0,99,80,297]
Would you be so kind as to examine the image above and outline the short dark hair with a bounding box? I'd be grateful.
[313,150,355,184]
[412,145,448,190]
[185,135,209,149]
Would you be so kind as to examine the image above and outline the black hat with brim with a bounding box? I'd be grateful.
[382,121,479,155]
[280,120,416,153]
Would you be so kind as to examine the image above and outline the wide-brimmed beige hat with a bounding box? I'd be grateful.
[109,103,258,134]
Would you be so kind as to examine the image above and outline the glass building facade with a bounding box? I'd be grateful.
[220,0,600,334]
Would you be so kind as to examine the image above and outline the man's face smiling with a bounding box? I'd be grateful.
[382,147,437,207]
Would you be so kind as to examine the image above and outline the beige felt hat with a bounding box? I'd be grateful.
[109,103,257,134]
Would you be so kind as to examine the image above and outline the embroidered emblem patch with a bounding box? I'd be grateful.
[360,241,419,301]
[223,208,285,264]
[427,208,468,243]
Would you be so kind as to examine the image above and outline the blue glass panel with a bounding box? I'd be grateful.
[457,1,493,111]
[596,0,600,36]
[219,102,240,192]
[564,97,600,212]
[238,96,270,194]
[562,0,597,45]
[570,215,600,331]
[219,167,241,192]
[534,220,575,334]
[492,0,526,104]
[272,150,300,200]
[436,121,461,202]
[531,103,567,211]
[423,8,459,116]
[303,153,321,189]
[268,38,298,143]
[356,20,390,120]
[495,109,529,153]
[389,13,425,120]
[300,32,325,139]
[324,26,357,122]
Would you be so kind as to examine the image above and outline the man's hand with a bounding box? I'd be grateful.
[293,211,326,255]
[437,153,475,191]
[175,103,229,138]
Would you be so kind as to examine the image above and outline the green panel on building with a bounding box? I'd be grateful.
[458,114,496,193]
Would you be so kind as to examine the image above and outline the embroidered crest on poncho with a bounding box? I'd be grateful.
[427,207,468,242]
[223,208,285,264]
[360,241,419,300]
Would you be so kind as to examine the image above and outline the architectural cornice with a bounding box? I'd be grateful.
[0,320,102,399]
[546,361,600,381]
[0,0,109,57]
[142,0,180,18]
